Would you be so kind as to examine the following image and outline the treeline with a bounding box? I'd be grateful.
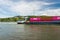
[0,16,25,22]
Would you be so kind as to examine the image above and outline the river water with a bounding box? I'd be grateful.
[0,22,60,40]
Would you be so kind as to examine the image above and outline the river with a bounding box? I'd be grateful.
[0,22,60,40]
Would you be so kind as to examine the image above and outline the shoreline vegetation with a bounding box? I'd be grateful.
[0,16,24,22]
[0,16,52,22]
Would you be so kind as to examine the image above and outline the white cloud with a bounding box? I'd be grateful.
[0,0,58,17]
[9,1,53,16]
[10,1,39,16]
[40,9,60,16]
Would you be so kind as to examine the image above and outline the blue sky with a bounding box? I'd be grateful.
[0,0,60,18]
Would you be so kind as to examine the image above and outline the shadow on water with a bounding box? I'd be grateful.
[24,24,60,40]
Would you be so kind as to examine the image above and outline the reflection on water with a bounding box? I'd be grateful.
[25,25,60,40]
[0,22,60,40]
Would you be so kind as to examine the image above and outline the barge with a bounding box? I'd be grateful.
[25,16,60,24]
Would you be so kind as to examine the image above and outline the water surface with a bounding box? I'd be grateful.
[0,22,60,40]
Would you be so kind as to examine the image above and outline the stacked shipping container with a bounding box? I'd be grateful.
[29,16,60,22]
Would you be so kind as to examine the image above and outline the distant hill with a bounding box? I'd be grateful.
[0,16,25,22]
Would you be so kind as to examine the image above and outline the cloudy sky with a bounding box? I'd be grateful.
[0,0,60,18]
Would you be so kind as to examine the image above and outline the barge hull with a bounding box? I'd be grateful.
[25,21,60,24]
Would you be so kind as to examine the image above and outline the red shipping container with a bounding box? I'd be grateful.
[30,18,41,22]
[52,16,60,20]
